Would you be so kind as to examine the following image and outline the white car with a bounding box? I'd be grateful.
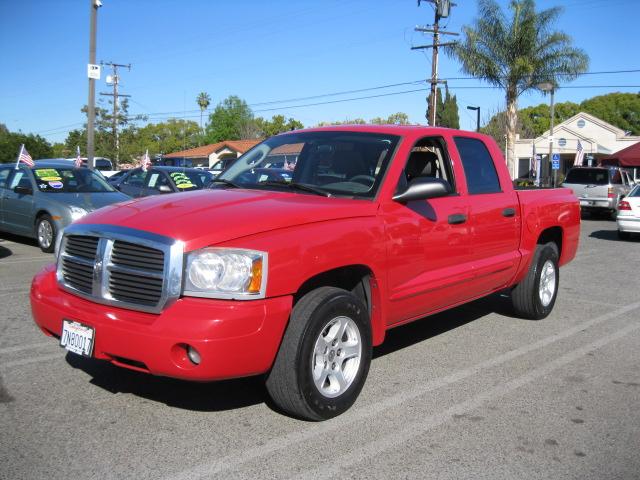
[617,184,640,240]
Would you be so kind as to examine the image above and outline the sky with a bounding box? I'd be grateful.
[1,0,639,145]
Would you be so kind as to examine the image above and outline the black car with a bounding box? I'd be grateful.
[112,166,213,198]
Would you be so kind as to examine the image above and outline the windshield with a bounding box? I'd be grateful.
[218,131,400,198]
[564,168,609,185]
[33,168,117,193]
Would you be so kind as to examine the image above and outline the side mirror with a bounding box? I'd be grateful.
[158,185,172,193]
[14,185,33,195]
[393,177,451,203]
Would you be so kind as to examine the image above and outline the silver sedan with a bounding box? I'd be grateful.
[0,160,130,252]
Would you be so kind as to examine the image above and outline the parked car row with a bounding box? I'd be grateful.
[0,162,213,252]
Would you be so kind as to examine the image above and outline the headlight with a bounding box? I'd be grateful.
[183,248,267,299]
[69,206,89,221]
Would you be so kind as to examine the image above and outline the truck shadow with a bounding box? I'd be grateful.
[0,231,38,249]
[65,293,517,414]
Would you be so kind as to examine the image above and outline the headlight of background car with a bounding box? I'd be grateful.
[69,206,89,221]
[183,248,267,299]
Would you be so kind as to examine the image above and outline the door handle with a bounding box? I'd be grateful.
[502,208,516,217]
[448,214,467,225]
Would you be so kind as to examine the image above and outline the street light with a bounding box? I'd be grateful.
[466,106,480,132]
[538,82,556,187]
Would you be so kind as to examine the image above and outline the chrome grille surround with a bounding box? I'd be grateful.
[56,224,184,314]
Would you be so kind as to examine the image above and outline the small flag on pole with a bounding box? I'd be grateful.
[15,144,34,169]
[140,149,151,172]
[75,146,83,168]
[574,140,584,167]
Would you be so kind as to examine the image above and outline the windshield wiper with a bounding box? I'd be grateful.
[260,180,331,197]
[210,178,241,188]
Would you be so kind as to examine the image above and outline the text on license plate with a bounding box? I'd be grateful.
[60,320,95,357]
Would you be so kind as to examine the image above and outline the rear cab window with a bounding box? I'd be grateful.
[453,137,501,194]
[564,168,609,185]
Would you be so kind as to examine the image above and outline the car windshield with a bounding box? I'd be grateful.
[217,131,400,198]
[564,168,609,185]
[167,170,208,191]
[33,167,116,193]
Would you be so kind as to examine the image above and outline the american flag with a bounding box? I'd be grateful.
[574,140,584,167]
[140,149,152,172]
[75,146,83,168]
[15,144,34,168]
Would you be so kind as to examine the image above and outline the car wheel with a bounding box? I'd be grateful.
[617,229,631,240]
[36,214,56,253]
[510,242,559,320]
[266,286,371,421]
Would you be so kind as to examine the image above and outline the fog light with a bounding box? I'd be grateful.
[187,345,201,365]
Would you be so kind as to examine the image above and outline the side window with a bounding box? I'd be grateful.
[454,137,501,194]
[123,170,146,187]
[0,168,11,188]
[403,136,455,190]
[146,171,171,192]
[8,170,33,190]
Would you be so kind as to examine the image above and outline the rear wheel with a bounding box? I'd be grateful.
[36,214,56,253]
[511,243,559,320]
[266,287,371,421]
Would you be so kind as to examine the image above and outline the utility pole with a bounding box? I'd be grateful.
[100,62,131,165]
[412,0,458,126]
[87,0,101,170]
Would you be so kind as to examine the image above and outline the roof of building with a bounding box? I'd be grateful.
[164,139,262,158]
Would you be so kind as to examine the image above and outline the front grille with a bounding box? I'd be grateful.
[65,235,99,260]
[111,240,165,272]
[62,257,93,294]
[57,225,182,314]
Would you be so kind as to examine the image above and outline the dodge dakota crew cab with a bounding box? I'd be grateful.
[30,126,580,420]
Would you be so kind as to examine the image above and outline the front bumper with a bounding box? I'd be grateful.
[30,264,292,381]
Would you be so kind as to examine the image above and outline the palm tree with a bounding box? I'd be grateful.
[196,92,211,144]
[448,0,588,176]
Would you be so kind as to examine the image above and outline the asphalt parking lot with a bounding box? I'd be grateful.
[1,219,639,480]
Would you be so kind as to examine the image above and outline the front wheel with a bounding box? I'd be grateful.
[511,243,559,320]
[266,287,371,421]
[36,214,56,253]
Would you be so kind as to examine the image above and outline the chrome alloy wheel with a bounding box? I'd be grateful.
[37,220,53,250]
[539,260,557,307]
[312,315,362,398]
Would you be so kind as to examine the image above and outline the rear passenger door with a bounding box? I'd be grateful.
[2,169,36,236]
[452,136,520,296]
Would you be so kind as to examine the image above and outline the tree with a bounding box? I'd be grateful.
[204,95,256,143]
[370,113,411,125]
[448,0,588,176]
[440,86,460,129]
[0,128,52,163]
[255,115,304,137]
[196,92,211,143]
[580,92,640,135]
[481,109,536,151]
[426,88,444,127]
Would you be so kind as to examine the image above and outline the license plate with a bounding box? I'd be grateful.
[60,320,95,357]
[580,200,594,206]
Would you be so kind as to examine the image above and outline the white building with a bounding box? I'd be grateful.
[514,112,640,178]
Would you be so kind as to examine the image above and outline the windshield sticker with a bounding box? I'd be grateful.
[170,172,196,189]
[34,169,62,181]
[148,173,160,188]
[49,181,63,189]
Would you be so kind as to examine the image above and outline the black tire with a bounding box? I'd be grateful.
[618,229,631,240]
[510,242,559,320]
[266,287,372,421]
[36,214,56,253]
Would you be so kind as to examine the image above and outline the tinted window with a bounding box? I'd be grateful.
[9,170,32,189]
[454,137,501,194]
[146,171,172,192]
[564,168,609,185]
[220,132,400,199]
[123,170,147,187]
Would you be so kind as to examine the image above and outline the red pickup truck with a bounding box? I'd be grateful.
[30,126,580,420]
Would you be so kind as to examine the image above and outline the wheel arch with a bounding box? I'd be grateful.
[537,226,563,257]
[293,264,385,346]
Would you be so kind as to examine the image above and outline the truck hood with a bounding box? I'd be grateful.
[76,189,378,251]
